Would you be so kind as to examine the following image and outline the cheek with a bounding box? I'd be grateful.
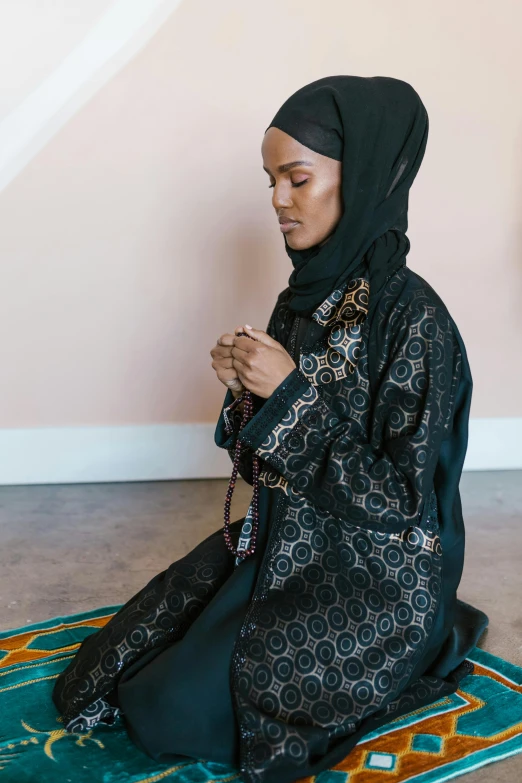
[321,180,343,214]
[301,183,342,233]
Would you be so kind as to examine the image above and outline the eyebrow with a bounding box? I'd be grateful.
[262,160,314,175]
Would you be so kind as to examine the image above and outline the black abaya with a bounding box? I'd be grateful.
[102,301,487,774]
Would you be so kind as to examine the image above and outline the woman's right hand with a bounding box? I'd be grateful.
[210,328,246,397]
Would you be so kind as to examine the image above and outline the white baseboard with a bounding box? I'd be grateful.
[0,418,520,486]
[461,418,522,471]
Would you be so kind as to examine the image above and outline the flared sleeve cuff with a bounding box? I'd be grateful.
[237,368,318,457]
[214,388,240,450]
[214,387,269,451]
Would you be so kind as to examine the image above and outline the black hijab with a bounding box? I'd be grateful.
[265,75,429,320]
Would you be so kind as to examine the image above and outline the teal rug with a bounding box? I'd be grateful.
[1,606,521,783]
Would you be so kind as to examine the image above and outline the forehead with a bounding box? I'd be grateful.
[261,127,319,164]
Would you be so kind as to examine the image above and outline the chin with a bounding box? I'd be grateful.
[286,229,333,251]
[286,233,315,250]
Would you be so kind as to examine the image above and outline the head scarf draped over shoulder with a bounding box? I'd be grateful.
[265,75,429,318]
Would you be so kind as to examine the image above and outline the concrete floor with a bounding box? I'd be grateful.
[0,470,520,780]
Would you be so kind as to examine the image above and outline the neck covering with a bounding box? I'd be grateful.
[265,75,429,318]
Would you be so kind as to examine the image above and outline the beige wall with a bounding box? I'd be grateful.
[1,0,521,430]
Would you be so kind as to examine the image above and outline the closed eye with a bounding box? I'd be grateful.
[268,180,309,189]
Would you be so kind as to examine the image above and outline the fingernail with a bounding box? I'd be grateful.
[245,324,252,329]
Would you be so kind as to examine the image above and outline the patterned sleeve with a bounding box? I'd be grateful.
[236,300,462,533]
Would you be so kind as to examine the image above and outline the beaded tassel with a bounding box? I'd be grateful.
[223,333,260,559]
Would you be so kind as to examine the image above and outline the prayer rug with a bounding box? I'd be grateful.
[0,606,520,782]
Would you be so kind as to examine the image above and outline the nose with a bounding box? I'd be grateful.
[271,181,293,210]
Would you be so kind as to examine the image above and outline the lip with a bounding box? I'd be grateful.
[279,220,299,233]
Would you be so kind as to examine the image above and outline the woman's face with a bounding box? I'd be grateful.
[261,127,343,250]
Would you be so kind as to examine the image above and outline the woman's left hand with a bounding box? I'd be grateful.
[231,325,297,399]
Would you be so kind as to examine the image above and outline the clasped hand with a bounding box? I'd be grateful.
[211,325,297,399]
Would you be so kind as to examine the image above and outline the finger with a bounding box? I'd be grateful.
[231,339,250,356]
[213,343,233,357]
[217,333,236,346]
[220,366,243,384]
[212,357,234,370]
[238,325,281,350]
[225,377,243,391]
[231,352,249,370]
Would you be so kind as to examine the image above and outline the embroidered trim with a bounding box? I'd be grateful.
[288,313,300,362]
[238,370,312,454]
[257,385,319,456]
[230,490,290,783]
[223,393,245,435]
